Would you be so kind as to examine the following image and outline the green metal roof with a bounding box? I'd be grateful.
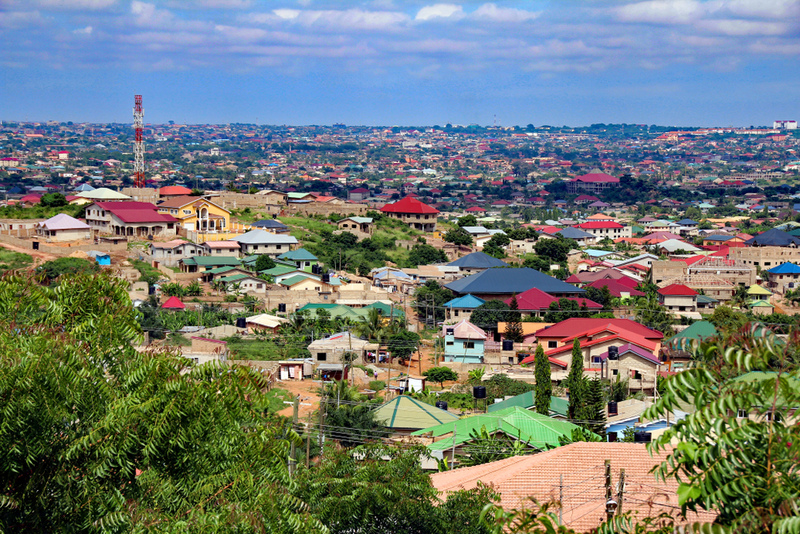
[218,273,257,283]
[259,264,297,277]
[297,303,366,320]
[365,301,405,318]
[278,248,318,261]
[373,395,459,430]
[280,274,314,287]
[204,265,241,275]
[487,392,567,417]
[668,321,718,348]
[411,406,587,452]
[183,256,241,267]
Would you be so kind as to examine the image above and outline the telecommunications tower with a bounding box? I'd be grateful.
[133,94,145,187]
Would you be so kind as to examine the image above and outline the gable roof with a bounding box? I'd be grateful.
[745,228,800,247]
[444,294,486,309]
[598,342,660,365]
[373,395,459,430]
[505,287,602,311]
[411,406,587,452]
[38,213,90,231]
[572,171,619,183]
[668,321,718,348]
[161,296,185,309]
[429,442,717,532]
[536,318,663,340]
[445,268,584,296]
[77,187,131,200]
[233,229,298,245]
[159,185,193,196]
[586,279,645,297]
[449,320,487,340]
[278,248,318,261]
[487,391,568,417]
[251,219,289,229]
[657,284,697,296]
[767,262,800,274]
[447,251,508,269]
[380,196,439,215]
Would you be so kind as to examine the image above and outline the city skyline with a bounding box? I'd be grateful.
[1,0,798,127]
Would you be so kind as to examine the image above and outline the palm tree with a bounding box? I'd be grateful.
[354,307,384,342]
[731,284,749,308]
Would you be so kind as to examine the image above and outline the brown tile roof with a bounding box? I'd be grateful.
[157,196,202,209]
[429,442,716,532]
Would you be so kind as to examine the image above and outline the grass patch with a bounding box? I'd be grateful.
[165,333,192,347]
[0,249,33,272]
[264,388,294,413]
[130,259,163,285]
[223,336,309,361]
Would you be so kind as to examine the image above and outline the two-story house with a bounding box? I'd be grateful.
[157,196,230,233]
[380,196,439,232]
[657,284,698,314]
[442,320,487,364]
[232,229,299,257]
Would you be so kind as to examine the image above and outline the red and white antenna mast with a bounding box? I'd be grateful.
[133,94,145,187]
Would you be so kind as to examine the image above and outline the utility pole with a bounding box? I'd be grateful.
[559,474,564,523]
[605,460,614,522]
[289,395,299,477]
[318,393,325,459]
[617,468,625,515]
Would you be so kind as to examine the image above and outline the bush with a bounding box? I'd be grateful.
[368,380,386,391]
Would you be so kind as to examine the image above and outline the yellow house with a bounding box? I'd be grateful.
[157,196,230,233]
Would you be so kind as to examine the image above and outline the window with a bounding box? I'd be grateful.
[464,341,475,349]
[446,341,454,346]
[316,352,327,361]
[612,369,618,376]
[445,328,454,336]
[548,341,557,349]
[766,411,781,422]
[256,283,263,289]
[737,409,747,419]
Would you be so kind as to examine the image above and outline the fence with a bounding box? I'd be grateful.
[0,233,128,255]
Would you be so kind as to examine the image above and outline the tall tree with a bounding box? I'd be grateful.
[533,344,552,415]
[581,377,606,437]
[566,338,587,421]
[504,294,524,343]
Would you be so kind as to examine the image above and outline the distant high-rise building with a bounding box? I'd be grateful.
[773,120,797,130]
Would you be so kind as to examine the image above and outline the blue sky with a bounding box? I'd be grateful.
[1,0,798,126]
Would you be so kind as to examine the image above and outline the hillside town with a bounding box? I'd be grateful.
[1,120,799,532]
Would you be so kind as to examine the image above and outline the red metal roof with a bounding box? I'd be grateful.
[572,172,619,183]
[161,296,185,309]
[159,185,192,196]
[657,284,697,296]
[505,288,602,311]
[536,318,663,340]
[586,279,645,297]
[575,221,624,229]
[380,196,439,215]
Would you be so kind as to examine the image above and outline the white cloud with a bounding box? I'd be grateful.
[270,8,409,31]
[36,0,116,9]
[721,0,800,19]
[698,18,789,35]
[415,4,464,22]
[131,1,175,27]
[472,3,539,23]
[73,25,93,34]
[167,0,253,8]
[616,0,703,24]
[0,10,44,29]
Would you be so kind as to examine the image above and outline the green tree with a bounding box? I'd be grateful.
[634,297,675,337]
[566,338,586,421]
[423,366,459,388]
[581,377,606,437]
[36,257,99,283]
[457,214,478,227]
[387,329,420,364]
[470,300,511,331]
[543,298,582,323]
[255,254,276,271]
[504,294,524,343]
[185,279,203,296]
[533,237,575,263]
[160,281,187,297]
[645,329,800,531]
[294,443,495,534]
[413,280,453,324]
[39,192,67,207]
[457,426,531,467]
[533,344,551,415]
[407,243,448,266]
[444,227,473,246]
[0,272,319,532]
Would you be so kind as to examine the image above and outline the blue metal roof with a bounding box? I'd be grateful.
[444,294,486,309]
[444,268,585,296]
[767,262,800,274]
[447,251,508,269]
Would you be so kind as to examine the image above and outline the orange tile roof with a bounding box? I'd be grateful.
[430,442,716,532]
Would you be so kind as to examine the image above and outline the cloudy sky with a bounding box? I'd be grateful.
[1,0,798,126]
